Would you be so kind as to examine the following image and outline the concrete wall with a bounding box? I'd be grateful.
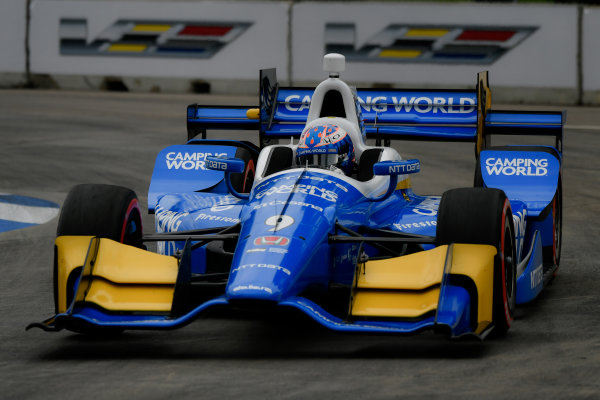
[0,0,27,86]
[1,0,599,104]
[583,6,600,104]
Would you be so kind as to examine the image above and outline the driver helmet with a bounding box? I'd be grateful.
[296,124,355,175]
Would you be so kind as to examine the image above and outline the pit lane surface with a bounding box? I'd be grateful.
[1,90,598,399]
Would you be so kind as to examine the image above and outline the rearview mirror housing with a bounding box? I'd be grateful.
[206,156,248,199]
[373,159,420,176]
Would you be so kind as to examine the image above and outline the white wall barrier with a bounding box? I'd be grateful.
[1,0,599,104]
[0,0,27,85]
[583,7,600,103]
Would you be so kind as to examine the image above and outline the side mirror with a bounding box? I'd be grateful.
[206,156,249,199]
[373,159,420,176]
[370,159,420,201]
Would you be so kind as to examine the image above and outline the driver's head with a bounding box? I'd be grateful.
[296,124,355,175]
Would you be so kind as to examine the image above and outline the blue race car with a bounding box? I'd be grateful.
[29,54,563,339]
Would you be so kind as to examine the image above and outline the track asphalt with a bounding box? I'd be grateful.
[0,90,598,399]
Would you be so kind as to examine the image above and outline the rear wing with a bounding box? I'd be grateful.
[186,69,564,156]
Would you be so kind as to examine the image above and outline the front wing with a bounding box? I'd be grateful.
[29,236,498,338]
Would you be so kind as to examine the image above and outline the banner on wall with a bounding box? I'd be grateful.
[29,0,289,80]
[292,2,577,89]
[23,0,593,96]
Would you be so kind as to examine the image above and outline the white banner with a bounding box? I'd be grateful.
[292,2,577,89]
[29,0,290,80]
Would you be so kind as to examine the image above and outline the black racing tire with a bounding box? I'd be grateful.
[543,177,562,270]
[54,184,143,335]
[436,187,517,336]
[57,184,143,245]
[229,147,256,194]
[473,157,484,187]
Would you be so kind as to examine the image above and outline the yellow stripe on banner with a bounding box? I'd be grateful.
[379,49,422,59]
[108,44,147,53]
[132,24,171,33]
[404,28,449,38]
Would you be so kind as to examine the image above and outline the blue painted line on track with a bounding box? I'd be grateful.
[0,219,37,233]
[0,194,59,208]
[0,194,60,234]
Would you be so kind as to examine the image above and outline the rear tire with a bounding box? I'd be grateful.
[543,177,562,270]
[436,188,516,336]
[54,184,142,334]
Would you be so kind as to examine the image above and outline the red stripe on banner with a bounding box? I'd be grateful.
[457,30,515,42]
[179,26,232,36]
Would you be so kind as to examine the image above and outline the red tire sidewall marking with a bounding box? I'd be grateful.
[120,198,141,243]
[552,197,557,266]
[243,159,255,193]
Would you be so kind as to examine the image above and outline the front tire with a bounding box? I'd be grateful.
[54,184,143,334]
[436,188,517,336]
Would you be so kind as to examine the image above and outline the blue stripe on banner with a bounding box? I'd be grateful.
[0,219,36,233]
[0,194,59,208]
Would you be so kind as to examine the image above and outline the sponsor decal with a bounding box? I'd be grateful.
[246,247,288,254]
[394,220,437,231]
[412,197,440,216]
[165,152,228,171]
[284,95,312,112]
[247,248,267,253]
[155,205,190,255]
[211,204,237,212]
[284,94,475,114]
[254,236,290,246]
[194,213,240,224]
[325,23,537,65]
[255,184,338,203]
[267,247,288,254]
[254,174,348,193]
[252,199,324,212]
[530,264,543,289]
[485,157,549,177]
[231,285,273,294]
[210,195,241,212]
[155,206,188,232]
[206,158,228,171]
[232,263,291,276]
[265,215,295,232]
[359,96,475,114]
[388,161,420,175]
[60,19,251,58]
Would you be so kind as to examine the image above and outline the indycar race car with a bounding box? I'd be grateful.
[29,54,563,339]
